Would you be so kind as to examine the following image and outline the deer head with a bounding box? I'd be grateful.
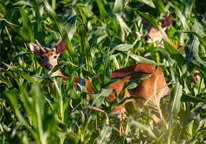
[143,11,172,43]
[29,38,66,76]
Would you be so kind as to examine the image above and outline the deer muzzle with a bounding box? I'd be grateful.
[45,63,53,70]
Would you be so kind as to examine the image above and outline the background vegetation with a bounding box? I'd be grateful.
[1,0,206,143]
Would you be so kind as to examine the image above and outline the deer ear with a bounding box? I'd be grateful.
[29,43,41,56]
[55,40,66,54]
[162,15,172,28]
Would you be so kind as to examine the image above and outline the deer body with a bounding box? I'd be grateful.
[29,39,169,123]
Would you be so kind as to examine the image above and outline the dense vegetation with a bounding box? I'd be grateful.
[1,0,206,143]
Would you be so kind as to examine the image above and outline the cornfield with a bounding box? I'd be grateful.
[1,0,206,143]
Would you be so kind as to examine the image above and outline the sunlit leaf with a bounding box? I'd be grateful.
[137,0,155,8]
[12,1,33,7]
[168,79,182,114]
[96,125,112,144]
[113,0,122,14]
[130,119,157,139]
[170,2,190,30]
[152,0,166,14]
[96,0,109,19]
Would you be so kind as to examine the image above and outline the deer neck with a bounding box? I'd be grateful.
[44,68,69,79]
[52,69,69,79]
[48,69,80,84]
[163,32,182,50]
[46,69,71,93]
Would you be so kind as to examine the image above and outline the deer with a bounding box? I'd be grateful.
[143,11,183,51]
[29,38,170,124]
[143,11,199,81]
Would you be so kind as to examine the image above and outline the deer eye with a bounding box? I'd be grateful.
[54,55,57,59]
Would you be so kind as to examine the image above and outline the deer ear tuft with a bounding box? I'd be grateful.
[29,43,41,56]
[56,40,66,54]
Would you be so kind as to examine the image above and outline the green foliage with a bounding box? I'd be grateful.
[1,0,206,143]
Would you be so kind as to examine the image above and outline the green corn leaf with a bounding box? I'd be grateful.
[0,18,20,27]
[66,15,78,41]
[183,0,193,18]
[168,78,182,115]
[96,125,112,144]
[186,103,206,125]
[113,0,122,14]
[78,58,88,107]
[108,44,132,55]
[156,47,175,64]
[32,84,45,142]
[43,0,76,59]
[190,60,206,76]
[5,90,38,143]
[53,77,64,120]
[81,6,93,17]
[12,1,33,7]
[181,93,206,102]
[140,12,159,30]
[170,2,190,31]
[88,75,101,94]
[125,101,138,115]
[79,24,92,70]
[177,23,206,47]
[115,13,132,35]
[19,7,34,42]
[163,39,187,76]
[43,1,66,37]
[2,62,36,83]
[100,55,112,88]
[187,127,206,144]
[129,53,160,65]
[20,84,34,120]
[14,52,30,64]
[0,11,33,42]
[33,0,43,43]
[96,0,109,19]
[130,119,157,139]
[89,28,106,57]
[103,71,151,89]
[89,88,113,107]
[0,72,13,88]
[152,0,166,14]
[137,0,155,8]
[0,79,6,84]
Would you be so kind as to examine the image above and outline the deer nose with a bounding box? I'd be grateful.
[145,35,150,41]
[45,63,53,70]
